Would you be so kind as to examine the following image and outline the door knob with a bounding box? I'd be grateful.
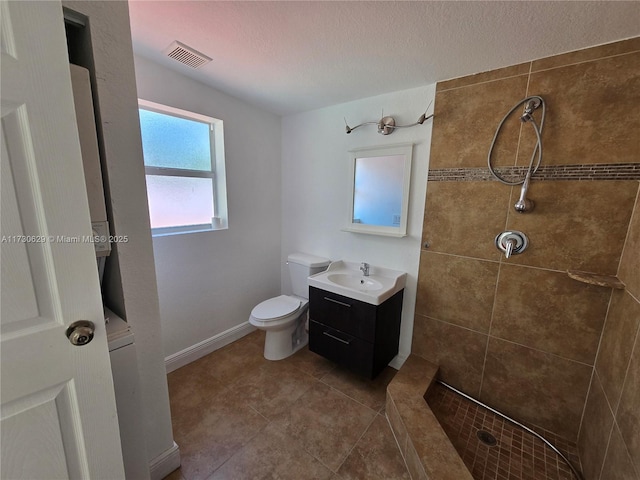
[66,320,95,346]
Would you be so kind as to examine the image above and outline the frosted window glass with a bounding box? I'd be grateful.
[139,109,211,171]
[353,155,404,227]
[146,175,214,228]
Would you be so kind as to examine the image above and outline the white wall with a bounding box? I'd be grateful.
[133,56,282,358]
[281,85,435,365]
[133,53,432,369]
[61,1,175,475]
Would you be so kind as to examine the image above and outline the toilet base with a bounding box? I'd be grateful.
[263,318,308,361]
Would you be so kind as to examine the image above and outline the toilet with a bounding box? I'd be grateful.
[249,253,331,360]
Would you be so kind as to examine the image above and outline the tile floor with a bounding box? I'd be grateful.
[162,331,410,480]
[426,383,582,480]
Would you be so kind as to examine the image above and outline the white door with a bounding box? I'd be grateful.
[1,1,125,478]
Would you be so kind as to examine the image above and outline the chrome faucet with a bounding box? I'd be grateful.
[360,262,370,276]
[495,231,529,259]
[504,237,517,259]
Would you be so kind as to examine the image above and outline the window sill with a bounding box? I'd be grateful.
[151,220,227,238]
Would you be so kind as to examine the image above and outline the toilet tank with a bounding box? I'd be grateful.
[288,253,331,299]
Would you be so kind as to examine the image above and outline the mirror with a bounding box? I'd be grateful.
[344,143,412,237]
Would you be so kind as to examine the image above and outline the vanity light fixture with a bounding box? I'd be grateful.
[344,102,433,135]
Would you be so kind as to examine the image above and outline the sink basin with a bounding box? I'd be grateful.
[308,260,407,305]
[326,273,384,291]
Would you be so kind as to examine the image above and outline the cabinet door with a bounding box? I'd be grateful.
[309,287,377,342]
[309,320,374,378]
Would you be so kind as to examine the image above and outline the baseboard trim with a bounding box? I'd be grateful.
[164,321,257,373]
[149,441,180,480]
[389,351,409,370]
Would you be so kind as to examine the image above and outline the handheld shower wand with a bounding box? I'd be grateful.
[488,96,545,214]
[514,170,534,213]
[513,100,542,213]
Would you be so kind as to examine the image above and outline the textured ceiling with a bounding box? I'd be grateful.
[128,1,640,116]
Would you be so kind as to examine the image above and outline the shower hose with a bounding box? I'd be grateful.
[487,95,546,186]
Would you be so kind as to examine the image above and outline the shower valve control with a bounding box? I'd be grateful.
[495,231,529,259]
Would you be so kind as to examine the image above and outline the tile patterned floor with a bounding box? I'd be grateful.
[426,383,582,480]
[162,331,410,480]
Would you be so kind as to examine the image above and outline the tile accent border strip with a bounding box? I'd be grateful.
[428,163,640,182]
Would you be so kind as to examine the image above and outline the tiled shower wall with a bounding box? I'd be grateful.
[413,37,640,477]
[578,190,640,479]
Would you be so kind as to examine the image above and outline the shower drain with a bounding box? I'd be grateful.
[477,430,498,446]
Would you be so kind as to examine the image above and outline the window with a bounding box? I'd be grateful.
[138,99,228,235]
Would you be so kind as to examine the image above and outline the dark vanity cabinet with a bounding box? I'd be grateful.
[308,286,403,379]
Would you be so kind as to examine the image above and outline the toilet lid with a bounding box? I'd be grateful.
[251,295,301,321]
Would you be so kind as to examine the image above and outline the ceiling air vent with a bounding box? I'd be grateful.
[163,41,212,69]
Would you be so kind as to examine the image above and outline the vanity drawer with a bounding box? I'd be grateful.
[309,287,376,342]
[309,320,374,378]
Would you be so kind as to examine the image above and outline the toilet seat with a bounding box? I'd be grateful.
[251,295,301,322]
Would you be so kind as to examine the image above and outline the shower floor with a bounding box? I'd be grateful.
[426,384,582,480]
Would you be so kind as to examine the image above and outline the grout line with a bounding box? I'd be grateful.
[419,313,597,369]
[612,311,640,418]
[317,373,386,415]
[503,184,515,235]
[290,355,337,381]
[616,182,640,279]
[437,47,640,94]
[612,417,640,480]
[420,249,502,264]
[247,404,270,422]
[311,452,337,476]
[208,419,270,479]
[479,256,505,397]
[595,418,615,480]
[593,290,616,375]
[384,410,412,476]
[511,60,535,171]
[333,412,378,474]
[577,286,615,442]
[436,71,531,93]
[265,391,336,473]
[476,331,492,400]
[419,248,631,281]
[295,440,336,476]
[486,335,596,368]
[575,365,595,459]
[529,48,640,75]
[418,313,489,336]
[596,370,617,421]
[627,288,640,305]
